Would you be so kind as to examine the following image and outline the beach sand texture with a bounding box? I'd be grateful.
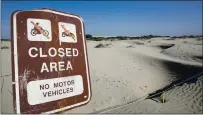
[1,37,202,113]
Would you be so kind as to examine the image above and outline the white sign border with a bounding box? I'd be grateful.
[12,9,91,114]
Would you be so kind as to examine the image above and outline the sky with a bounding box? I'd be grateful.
[1,1,202,39]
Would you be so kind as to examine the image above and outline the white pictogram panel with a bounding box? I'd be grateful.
[58,22,77,45]
[27,18,52,41]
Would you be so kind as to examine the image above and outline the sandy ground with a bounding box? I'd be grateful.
[102,75,203,114]
[1,37,202,113]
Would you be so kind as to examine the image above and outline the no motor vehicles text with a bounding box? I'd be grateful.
[40,80,75,97]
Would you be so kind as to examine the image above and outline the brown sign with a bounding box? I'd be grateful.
[11,9,91,114]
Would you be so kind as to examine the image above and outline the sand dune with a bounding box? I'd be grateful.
[103,75,202,114]
[1,37,202,113]
[66,38,202,113]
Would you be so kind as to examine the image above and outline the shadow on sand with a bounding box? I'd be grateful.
[157,44,175,49]
[146,60,202,102]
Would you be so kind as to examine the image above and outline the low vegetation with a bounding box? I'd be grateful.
[86,34,203,41]
[1,38,10,41]
[171,35,202,39]
[1,46,9,49]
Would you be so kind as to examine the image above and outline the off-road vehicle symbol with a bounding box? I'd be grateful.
[62,31,75,38]
[61,25,75,40]
[30,22,49,36]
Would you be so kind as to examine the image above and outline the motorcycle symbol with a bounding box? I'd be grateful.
[62,31,75,38]
[30,22,49,36]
